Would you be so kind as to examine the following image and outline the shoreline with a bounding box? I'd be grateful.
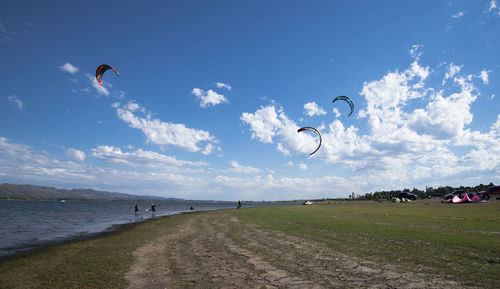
[0,200,297,261]
[1,201,499,288]
[0,209,199,262]
[0,217,137,262]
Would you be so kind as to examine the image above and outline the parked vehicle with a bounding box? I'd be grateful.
[478,186,500,200]
[398,192,417,200]
[443,190,468,201]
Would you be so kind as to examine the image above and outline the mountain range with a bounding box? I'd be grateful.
[0,183,182,201]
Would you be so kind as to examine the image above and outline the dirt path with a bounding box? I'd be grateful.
[125,212,469,289]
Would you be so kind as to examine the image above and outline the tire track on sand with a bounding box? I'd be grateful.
[125,217,196,289]
[125,213,322,288]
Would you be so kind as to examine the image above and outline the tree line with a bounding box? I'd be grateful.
[350,183,495,201]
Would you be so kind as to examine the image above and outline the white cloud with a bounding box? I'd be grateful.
[227,161,261,174]
[87,73,109,96]
[332,108,341,118]
[0,137,350,200]
[284,160,307,171]
[452,11,464,18]
[66,148,85,161]
[202,143,214,155]
[0,137,207,197]
[216,82,232,90]
[192,88,228,107]
[124,101,142,112]
[277,143,290,155]
[409,44,423,60]
[303,102,327,116]
[240,105,282,143]
[116,102,217,153]
[0,21,11,42]
[0,137,95,184]
[242,56,500,191]
[7,95,24,110]
[478,70,490,84]
[489,0,497,11]
[91,145,207,169]
[442,63,462,85]
[242,105,330,156]
[487,1,500,15]
[59,63,79,74]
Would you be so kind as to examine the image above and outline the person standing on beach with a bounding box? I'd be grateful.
[134,203,139,215]
[151,203,156,216]
[237,200,242,209]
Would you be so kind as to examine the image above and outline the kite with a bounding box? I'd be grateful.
[332,95,354,117]
[297,127,322,156]
[96,64,120,86]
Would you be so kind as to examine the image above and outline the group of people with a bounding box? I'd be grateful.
[133,200,243,215]
[134,203,156,216]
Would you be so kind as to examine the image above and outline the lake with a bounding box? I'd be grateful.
[0,199,296,257]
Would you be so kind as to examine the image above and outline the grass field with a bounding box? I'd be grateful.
[1,199,499,288]
[230,199,500,287]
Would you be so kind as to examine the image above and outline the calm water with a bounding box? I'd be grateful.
[0,199,294,257]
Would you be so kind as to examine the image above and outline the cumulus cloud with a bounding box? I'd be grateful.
[242,105,332,156]
[66,148,86,161]
[115,102,217,153]
[241,105,282,143]
[242,56,500,190]
[192,88,228,107]
[298,163,308,171]
[303,102,327,116]
[216,82,232,90]
[8,95,24,110]
[59,62,79,74]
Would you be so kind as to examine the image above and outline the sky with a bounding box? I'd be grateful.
[1,1,499,201]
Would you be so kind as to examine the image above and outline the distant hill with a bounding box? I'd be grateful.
[0,183,182,201]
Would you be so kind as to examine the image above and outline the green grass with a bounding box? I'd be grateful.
[1,200,499,288]
[0,215,185,289]
[230,199,500,287]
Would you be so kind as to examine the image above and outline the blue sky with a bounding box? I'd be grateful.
[1,1,499,200]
